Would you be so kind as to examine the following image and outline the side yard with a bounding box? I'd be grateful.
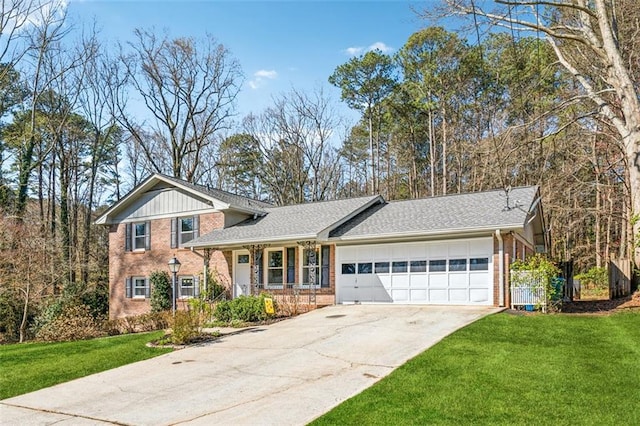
[312,310,640,425]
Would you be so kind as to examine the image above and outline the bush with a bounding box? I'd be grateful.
[150,271,172,313]
[575,266,608,289]
[0,289,27,343]
[170,310,199,345]
[103,311,171,335]
[213,294,277,323]
[35,305,105,342]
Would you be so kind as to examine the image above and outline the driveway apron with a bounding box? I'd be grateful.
[1,305,500,425]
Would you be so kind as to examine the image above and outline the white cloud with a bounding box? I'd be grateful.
[368,42,393,53]
[344,46,364,56]
[248,69,278,90]
[343,42,394,57]
[254,69,278,79]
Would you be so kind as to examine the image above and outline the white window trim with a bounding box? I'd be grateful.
[132,276,147,299]
[132,222,147,251]
[178,216,194,246]
[299,246,321,288]
[179,276,195,299]
[265,248,284,289]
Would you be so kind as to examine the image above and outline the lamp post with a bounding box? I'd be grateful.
[168,256,181,316]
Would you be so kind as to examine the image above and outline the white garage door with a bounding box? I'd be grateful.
[336,238,493,305]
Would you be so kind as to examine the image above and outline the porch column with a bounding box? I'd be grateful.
[244,244,266,296]
[298,240,317,305]
[202,248,211,297]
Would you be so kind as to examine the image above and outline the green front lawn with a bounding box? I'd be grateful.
[312,311,640,425]
[0,331,172,400]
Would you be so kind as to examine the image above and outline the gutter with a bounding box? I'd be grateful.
[496,229,505,307]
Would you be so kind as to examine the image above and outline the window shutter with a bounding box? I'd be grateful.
[145,278,150,298]
[170,218,177,249]
[145,221,151,250]
[125,277,132,298]
[125,223,131,252]
[193,215,199,238]
[257,250,264,285]
[194,276,200,298]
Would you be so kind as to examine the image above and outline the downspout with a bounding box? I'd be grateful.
[496,230,505,307]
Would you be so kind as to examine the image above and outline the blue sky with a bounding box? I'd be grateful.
[67,0,438,125]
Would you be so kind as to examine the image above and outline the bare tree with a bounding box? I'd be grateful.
[436,0,640,264]
[118,29,242,182]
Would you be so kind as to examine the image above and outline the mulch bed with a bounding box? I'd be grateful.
[559,291,640,314]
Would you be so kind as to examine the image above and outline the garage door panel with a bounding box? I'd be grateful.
[449,274,468,288]
[429,274,447,288]
[391,275,409,288]
[449,289,468,302]
[410,275,427,288]
[448,241,467,256]
[410,289,427,301]
[429,289,448,302]
[391,289,409,301]
[469,272,489,286]
[470,288,489,303]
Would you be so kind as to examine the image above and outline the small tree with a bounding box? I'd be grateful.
[150,271,172,313]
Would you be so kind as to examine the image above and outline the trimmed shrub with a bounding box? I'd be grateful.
[170,310,199,345]
[150,271,172,313]
[213,294,277,323]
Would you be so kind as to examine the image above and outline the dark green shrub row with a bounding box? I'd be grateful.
[213,294,276,323]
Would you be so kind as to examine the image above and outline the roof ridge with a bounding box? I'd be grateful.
[385,185,537,204]
[264,194,380,210]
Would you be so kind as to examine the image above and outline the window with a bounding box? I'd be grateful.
[321,245,330,288]
[429,260,446,272]
[470,257,489,271]
[287,247,296,284]
[303,248,320,285]
[126,276,149,299]
[392,261,408,273]
[179,217,194,244]
[375,262,390,274]
[171,216,199,248]
[179,276,195,298]
[267,250,283,287]
[410,260,427,273]
[358,263,372,274]
[237,254,249,264]
[133,277,147,298]
[341,263,356,274]
[449,259,467,272]
[126,221,150,251]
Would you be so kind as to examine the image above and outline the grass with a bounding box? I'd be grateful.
[0,331,172,400]
[312,311,640,425]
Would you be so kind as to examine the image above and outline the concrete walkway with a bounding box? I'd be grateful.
[1,305,500,425]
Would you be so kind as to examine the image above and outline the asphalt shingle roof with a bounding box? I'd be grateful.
[330,186,539,239]
[187,195,382,248]
[159,174,272,212]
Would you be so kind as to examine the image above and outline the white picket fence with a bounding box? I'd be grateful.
[510,270,548,312]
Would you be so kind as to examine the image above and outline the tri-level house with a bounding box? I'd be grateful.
[96,173,548,319]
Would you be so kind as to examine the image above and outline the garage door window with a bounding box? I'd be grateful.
[342,263,356,274]
[375,262,390,273]
[470,257,489,271]
[410,260,427,273]
[429,260,446,272]
[449,259,467,271]
[392,261,408,273]
[358,262,373,274]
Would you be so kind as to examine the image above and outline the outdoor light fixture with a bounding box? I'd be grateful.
[168,256,181,315]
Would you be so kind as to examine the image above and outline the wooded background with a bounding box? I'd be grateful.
[0,1,638,341]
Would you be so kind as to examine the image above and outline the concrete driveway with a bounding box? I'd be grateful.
[1,304,500,425]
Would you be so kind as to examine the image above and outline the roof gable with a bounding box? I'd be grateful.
[95,174,270,225]
[330,186,541,241]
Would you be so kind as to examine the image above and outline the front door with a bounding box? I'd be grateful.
[233,250,251,297]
